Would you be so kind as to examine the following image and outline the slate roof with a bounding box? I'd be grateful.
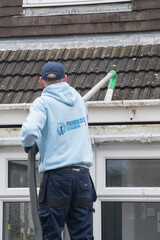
[0,44,160,104]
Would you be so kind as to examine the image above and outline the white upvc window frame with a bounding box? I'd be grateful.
[0,145,35,198]
[23,0,131,7]
[93,142,160,240]
[0,144,40,239]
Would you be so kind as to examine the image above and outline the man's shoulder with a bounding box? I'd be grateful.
[31,96,47,110]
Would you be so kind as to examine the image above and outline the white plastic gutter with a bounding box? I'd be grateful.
[1,99,160,125]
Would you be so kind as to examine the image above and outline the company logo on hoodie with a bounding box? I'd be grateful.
[57,117,86,136]
[57,122,67,135]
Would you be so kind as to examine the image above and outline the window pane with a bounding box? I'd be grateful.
[3,202,70,240]
[3,202,35,240]
[8,160,42,188]
[102,202,160,240]
[106,159,160,187]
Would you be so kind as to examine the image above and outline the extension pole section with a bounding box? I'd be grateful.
[83,70,117,102]
[105,70,117,102]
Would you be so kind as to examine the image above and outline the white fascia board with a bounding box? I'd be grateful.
[87,100,160,124]
[0,100,160,126]
[0,103,31,126]
[23,0,130,7]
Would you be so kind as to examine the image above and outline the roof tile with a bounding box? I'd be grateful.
[45,49,58,61]
[11,91,24,104]
[0,62,7,75]
[100,47,113,59]
[96,59,109,73]
[139,45,151,57]
[21,61,35,75]
[36,50,47,61]
[62,60,73,73]
[142,71,154,87]
[87,59,100,73]
[150,45,160,56]
[116,58,129,72]
[82,74,96,89]
[63,49,76,60]
[110,46,121,58]
[0,92,4,103]
[2,62,17,76]
[82,48,94,59]
[106,59,118,72]
[18,50,29,61]
[2,91,14,104]
[0,76,12,90]
[98,89,107,101]
[153,73,160,85]
[7,76,20,90]
[129,45,140,57]
[150,87,160,99]
[125,58,137,72]
[129,88,140,100]
[131,72,144,87]
[139,87,150,99]
[117,72,133,88]
[78,59,91,74]
[0,51,11,62]
[54,49,65,60]
[21,76,37,90]
[136,57,148,71]
[91,48,102,59]
[8,51,21,62]
[67,74,76,86]
[26,50,39,61]
[73,74,86,88]
[155,57,160,71]
[73,49,83,60]
[146,57,158,70]
[30,61,44,75]
[12,62,25,76]
[68,60,81,74]
[22,91,36,103]
[0,44,160,103]
[119,46,131,58]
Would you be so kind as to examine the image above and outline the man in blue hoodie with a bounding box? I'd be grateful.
[20,62,96,240]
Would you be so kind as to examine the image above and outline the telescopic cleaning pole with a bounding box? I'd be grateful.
[28,144,43,240]
[83,70,117,102]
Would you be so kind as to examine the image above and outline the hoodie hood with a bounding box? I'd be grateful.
[41,82,78,106]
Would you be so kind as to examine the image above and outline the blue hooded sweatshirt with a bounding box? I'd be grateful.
[20,82,93,173]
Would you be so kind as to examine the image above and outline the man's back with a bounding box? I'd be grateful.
[20,82,93,173]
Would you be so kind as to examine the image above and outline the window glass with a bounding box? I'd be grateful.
[8,160,42,188]
[3,202,70,240]
[102,202,160,240]
[3,202,35,240]
[106,159,160,187]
